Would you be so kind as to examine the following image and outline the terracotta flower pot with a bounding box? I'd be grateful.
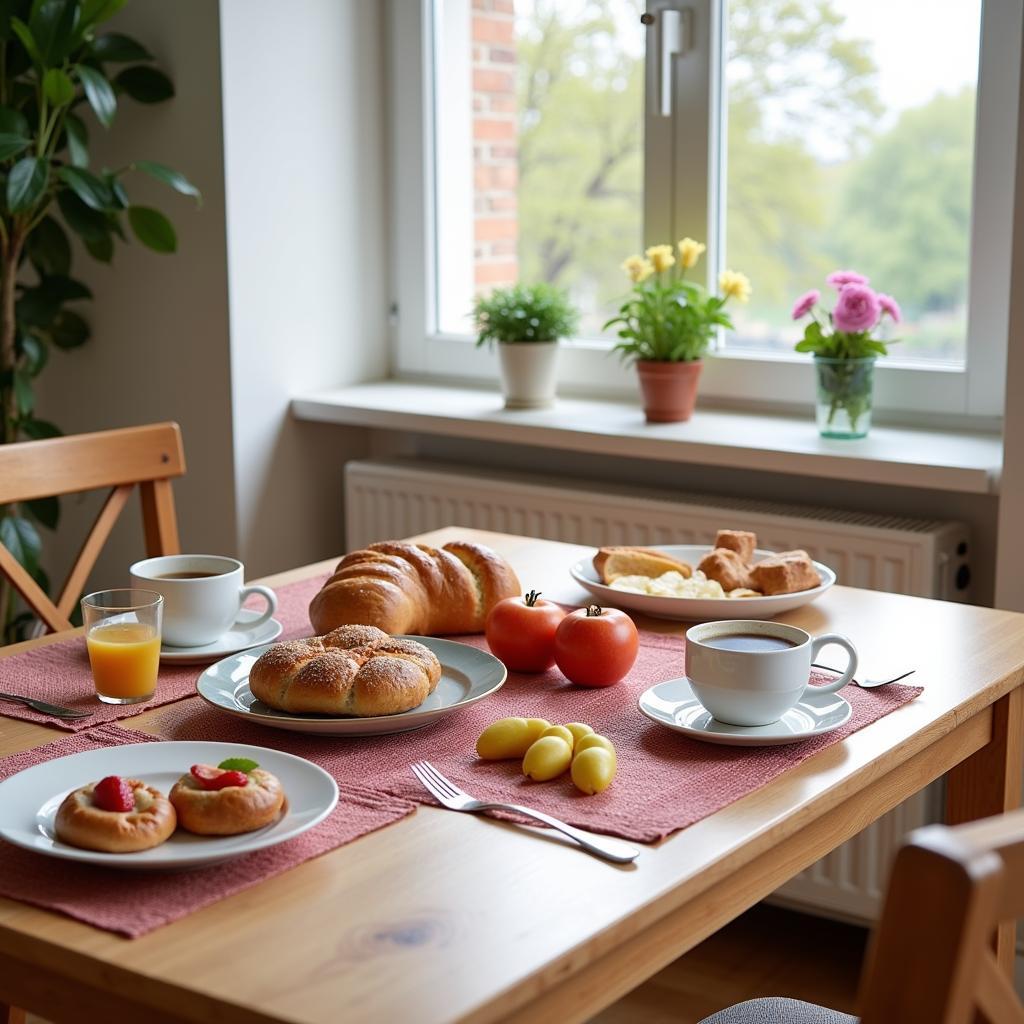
[635,360,703,423]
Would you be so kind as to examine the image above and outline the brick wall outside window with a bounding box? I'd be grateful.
[471,0,517,292]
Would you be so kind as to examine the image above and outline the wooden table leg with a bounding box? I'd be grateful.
[945,685,1024,974]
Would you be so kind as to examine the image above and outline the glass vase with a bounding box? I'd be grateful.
[814,356,875,439]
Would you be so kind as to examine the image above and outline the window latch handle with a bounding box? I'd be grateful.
[643,7,692,118]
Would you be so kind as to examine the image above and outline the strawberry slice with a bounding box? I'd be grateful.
[190,764,248,790]
[93,775,135,813]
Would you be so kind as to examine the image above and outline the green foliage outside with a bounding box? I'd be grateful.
[0,0,199,643]
[473,282,579,347]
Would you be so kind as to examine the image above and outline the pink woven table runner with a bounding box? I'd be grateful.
[144,628,922,844]
[0,575,328,731]
[0,723,414,937]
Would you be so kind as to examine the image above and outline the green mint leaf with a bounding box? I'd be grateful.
[217,757,259,773]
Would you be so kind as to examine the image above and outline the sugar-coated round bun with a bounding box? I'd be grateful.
[169,769,285,836]
[54,779,176,853]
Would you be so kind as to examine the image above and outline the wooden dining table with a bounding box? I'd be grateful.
[1,526,1023,1024]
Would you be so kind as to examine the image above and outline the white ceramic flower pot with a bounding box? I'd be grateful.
[498,341,559,409]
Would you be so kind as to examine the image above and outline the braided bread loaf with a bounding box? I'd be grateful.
[308,540,521,636]
[249,625,442,716]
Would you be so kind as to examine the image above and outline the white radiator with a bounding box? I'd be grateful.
[344,458,967,922]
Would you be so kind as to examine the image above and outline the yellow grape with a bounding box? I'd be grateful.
[571,747,616,794]
[574,733,616,766]
[539,724,575,750]
[523,718,552,744]
[522,736,573,781]
[564,722,594,746]
[476,718,536,760]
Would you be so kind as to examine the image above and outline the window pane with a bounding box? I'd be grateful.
[723,0,981,366]
[433,0,645,337]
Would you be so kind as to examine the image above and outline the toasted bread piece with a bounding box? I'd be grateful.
[714,529,757,564]
[749,550,822,596]
[697,548,753,591]
[593,546,693,584]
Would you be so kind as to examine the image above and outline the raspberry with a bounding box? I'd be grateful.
[190,764,248,790]
[93,776,135,813]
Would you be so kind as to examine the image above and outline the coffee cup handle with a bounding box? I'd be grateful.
[809,633,858,694]
[239,585,278,629]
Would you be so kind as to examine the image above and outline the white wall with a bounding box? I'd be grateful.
[218,0,388,576]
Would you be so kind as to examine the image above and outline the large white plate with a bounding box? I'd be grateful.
[638,676,853,746]
[0,741,338,870]
[570,545,836,621]
[196,636,507,736]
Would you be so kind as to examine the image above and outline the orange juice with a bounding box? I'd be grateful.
[86,622,161,701]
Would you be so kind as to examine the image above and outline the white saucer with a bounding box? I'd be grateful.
[638,676,853,746]
[159,609,284,664]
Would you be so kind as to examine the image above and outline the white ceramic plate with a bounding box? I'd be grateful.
[159,608,284,664]
[638,676,853,746]
[0,741,338,870]
[196,636,507,736]
[570,545,836,621]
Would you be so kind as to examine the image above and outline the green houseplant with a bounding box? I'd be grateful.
[605,238,750,423]
[792,271,900,439]
[473,282,578,409]
[0,0,200,642]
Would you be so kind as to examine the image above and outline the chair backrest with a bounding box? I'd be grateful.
[858,808,1024,1024]
[0,423,186,634]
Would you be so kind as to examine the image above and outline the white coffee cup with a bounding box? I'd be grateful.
[129,554,278,648]
[684,619,858,727]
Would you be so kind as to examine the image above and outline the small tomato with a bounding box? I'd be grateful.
[485,590,566,672]
[554,605,639,687]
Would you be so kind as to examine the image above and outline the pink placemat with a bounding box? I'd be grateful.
[0,575,329,731]
[0,722,414,937]
[143,628,922,843]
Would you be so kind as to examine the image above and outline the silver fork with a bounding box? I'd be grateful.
[811,666,917,689]
[410,761,640,864]
[0,692,94,719]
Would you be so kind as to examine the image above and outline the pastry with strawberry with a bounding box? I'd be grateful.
[54,776,177,853]
[169,758,285,835]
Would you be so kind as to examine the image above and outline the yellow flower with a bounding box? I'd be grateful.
[622,255,654,283]
[645,244,676,273]
[677,237,706,269]
[719,269,752,303]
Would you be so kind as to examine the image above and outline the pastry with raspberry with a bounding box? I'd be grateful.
[170,759,284,835]
[54,776,177,853]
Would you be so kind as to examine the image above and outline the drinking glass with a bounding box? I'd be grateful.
[81,589,163,704]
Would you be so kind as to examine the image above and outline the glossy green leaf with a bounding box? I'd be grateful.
[26,215,71,276]
[133,159,200,204]
[50,308,89,347]
[17,286,58,327]
[83,231,113,262]
[62,112,88,169]
[19,417,61,439]
[80,0,127,29]
[7,155,47,212]
[57,189,108,241]
[76,64,116,128]
[115,65,173,104]
[90,32,152,62]
[18,333,49,375]
[10,17,43,66]
[13,368,34,414]
[0,105,30,138]
[30,0,78,66]
[0,513,42,572]
[128,205,175,252]
[0,132,30,161]
[58,165,113,211]
[42,66,74,106]
[40,273,91,302]
[24,495,59,530]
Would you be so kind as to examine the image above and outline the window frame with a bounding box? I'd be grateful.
[386,0,1019,421]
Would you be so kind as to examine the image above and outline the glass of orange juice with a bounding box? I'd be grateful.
[81,590,163,704]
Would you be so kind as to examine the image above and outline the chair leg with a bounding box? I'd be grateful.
[2,1003,26,1024]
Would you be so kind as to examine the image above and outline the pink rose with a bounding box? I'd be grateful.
[791,289,820,320]
[832,283,881,333]
[877,293,902,323]
[827,270,869,288]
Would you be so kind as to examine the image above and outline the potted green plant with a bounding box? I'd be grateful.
[473,282,579,409]
[605,238,750,423]
[792,272,901,439]
[0,0,199,643]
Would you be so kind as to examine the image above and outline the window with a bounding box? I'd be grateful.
[388,0,1019,419]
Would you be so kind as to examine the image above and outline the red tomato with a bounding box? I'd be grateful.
[554,605,639,687]
[485,590,566,672]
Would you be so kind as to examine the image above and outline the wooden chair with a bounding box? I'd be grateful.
[0,422,186,635]
[699,808,1024,1024]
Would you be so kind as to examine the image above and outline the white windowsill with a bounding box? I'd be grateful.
[291,380,1002,496]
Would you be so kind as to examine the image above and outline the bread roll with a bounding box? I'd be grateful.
[308,541,520,636]
[714,530,757,564]
[697,548,753,592]
[593,546,692,583]
[249,625,442,717]
[55,780,176,853]
[170,769,284,835]
[749,550,822,596]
